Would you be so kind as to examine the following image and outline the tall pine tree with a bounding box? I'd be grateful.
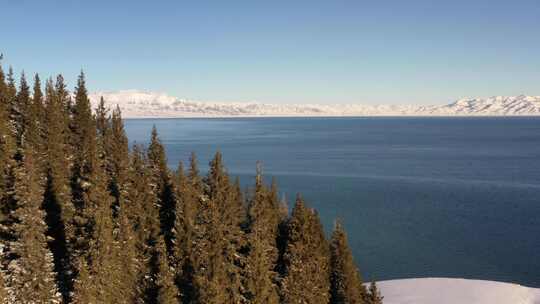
[171,161,196,303]
[42,76,75,301]
[281,196,331,304]
[0,59,17,243]
[243,164,281,304]
[5,144,62,303]
[330,220,367,304]
[147,126,177,253]
[156,236,179,304]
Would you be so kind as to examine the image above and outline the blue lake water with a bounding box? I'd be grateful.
[124,117,540,287]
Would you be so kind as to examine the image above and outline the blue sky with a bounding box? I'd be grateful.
[2,0,540,105]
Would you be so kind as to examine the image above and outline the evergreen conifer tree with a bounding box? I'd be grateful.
[70,71,100,260]
[0,61,17,239]
[156,236,179,304]
[199,152,244,303]
[6,145,62,304]
[114,201,139,304]
[27,74,46,168]
[171,161,196,303]
[330,220,367,304]
[148,126,177,252]
[69,72,120,302]
[281,196,331,304]
[244,164,281,304]
[13,72,30,148]
[5,67,17,125]
[107,106,130,218]
[42,76,75,300]
[366,282,383,304]
[124,145,161,302]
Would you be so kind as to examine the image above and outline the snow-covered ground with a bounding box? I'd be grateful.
[88,90,540,118]
[378,278,540,304]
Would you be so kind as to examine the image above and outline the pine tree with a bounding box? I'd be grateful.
[186,153,228,304]
[124,145,161,302]
[171,161,196,303]
[114,202,139,304]
[366,282,383,304]
[280,196,331,304]
[72,124,118,303]
[5,67,17,126]
[148,126,177,253]
[107,106,130,218]
[27,74,46,165]
[126,145,161,246]
[5,145,62,304]
[42,76,75,301]
[156,236,179,304]
[55,75,74,163]
[95,97,109,140]
[72,156,116,303]
[191,197,227,304]
[243,164,281,304]
[70,71,100,260]
[199,152,244,303]
[106,106,139,303]
[13,72,30,148]
[0,60,17,240]
[330,220,367,304]
[69,72,120,302]
[244,232,279,304]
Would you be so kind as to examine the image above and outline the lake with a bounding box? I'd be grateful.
[124,117,540,287]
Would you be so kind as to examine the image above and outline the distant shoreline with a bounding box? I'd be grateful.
[89,91,540,118]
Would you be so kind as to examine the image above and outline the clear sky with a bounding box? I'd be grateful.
[2,0,540,105]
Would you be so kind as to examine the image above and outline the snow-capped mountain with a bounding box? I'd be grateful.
[88,90,540,118]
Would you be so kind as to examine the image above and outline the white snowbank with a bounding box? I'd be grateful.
[377,278,540,304]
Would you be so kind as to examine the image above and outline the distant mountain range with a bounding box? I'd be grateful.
[88,90,540,118]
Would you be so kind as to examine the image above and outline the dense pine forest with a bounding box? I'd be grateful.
[0,59,383,304]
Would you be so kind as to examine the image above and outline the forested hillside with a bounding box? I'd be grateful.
[0,60,383,304]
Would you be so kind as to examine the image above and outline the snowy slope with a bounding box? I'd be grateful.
[88,90,540,118]
[377,278,540,304]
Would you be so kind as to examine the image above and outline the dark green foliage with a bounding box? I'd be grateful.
[107,106,130,218]
[243,165,281,304]
[42,76,74,301]
[281,196,331,304]
[156,236,179,304]
[191,152,245,303]
[70,71,102,263]
[148,126,177,253]
[171,161,196,303]
[0,61,381,304]
[5,146,62,303]
[0,61,17,238]
[330,220,367,304]
[123,145,162,302]
[114,202,139,303]
[27,74,46,166]
[13,72,30,148]
[190,155,229,303]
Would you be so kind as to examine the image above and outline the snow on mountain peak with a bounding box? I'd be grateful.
[88,91,540,118]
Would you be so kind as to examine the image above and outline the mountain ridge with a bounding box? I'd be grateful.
[88,90,540,118]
